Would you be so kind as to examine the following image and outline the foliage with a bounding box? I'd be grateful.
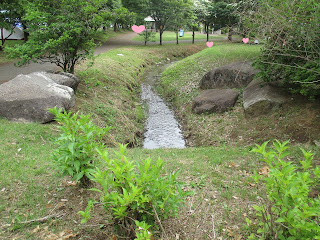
[6,0,105,73]
[134,220,153,240]
[212,1,238,40]
[122,0,149,25]
[250,140,320,239]
[0,0,24,50]
[138,29,156,45]
[148,0,189,45]
[246,0,320,98]
[82,144,190,236]
[49,107,111,187]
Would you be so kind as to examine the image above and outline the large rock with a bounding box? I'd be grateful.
[243,79,287,116]
[192,89,239,114]
[0,72,75,123]
[40,71,80,91]
[200,61,259,89]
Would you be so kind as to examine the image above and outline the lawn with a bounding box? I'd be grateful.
[132,31,229,42]
[1,117,318,239]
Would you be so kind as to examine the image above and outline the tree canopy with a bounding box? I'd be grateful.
[6,0,106,73]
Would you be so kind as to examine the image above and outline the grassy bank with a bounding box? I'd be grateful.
[158,43,320,147]
[1,118,318,239]
[75,43,206,147]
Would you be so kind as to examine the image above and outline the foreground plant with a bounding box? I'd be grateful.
[81,144,190,238]
[49,107,111,187]
[249,140,320,239]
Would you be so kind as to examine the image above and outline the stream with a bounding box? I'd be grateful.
[141,63,186,149]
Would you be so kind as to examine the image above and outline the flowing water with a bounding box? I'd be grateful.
[141,63,186,149]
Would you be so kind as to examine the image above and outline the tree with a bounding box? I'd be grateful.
[211,1,238,41]
[168,0,193,45]
[246,0,320,98]
[122,0,149,25]
[148,0,186,45]
[6,0,105,74]
[112,7,135,32]
[0,0,24,50]
[194,0,212,42]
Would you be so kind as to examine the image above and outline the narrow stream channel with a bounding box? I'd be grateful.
[141,63,186,149]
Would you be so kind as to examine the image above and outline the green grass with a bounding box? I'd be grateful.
[132,31,228,42]
[1,117,318,239]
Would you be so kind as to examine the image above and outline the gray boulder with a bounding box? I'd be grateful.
[200,61,259,89]
[40,71,80,91]
[192,89,239,114]
[243,79,287,116]
[0,72,75,123]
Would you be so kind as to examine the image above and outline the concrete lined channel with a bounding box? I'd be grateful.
[141,63,186,149]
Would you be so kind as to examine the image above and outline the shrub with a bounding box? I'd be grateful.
[249,140,320,239]
[81,144,190,237]
[246,0,320,98]
[49,107,111,187]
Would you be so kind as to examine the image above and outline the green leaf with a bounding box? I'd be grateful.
[74,161,80,172]
[74,171,84,181]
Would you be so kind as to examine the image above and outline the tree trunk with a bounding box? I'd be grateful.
[192,26,195,44]
[1,28,4,51]
[228,27,233,41]
[22,23,29,42]
[206,24,209,42]
[242,26,247,38]
[160,30,163,45]
[114,23,117,32]
[176,29,178,45]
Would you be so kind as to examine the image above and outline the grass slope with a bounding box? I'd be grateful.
[158,43,320,146]
[75,43,205,147]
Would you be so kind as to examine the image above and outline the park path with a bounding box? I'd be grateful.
[0,31,215,84]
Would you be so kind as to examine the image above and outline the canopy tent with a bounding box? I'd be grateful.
[0,25,24,40]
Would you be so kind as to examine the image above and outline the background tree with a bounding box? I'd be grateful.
[0,0,24,50]
[122,0,149,25]
[211,1,238,41]
[168,0,193,45]
[245,0,320,98]
[148,0,186,45]
[194,0,212,42]
[112,7,135,31]
[6,0,105,74]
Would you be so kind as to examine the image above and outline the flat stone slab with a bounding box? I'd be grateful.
[192,89,239,114]
[243,79,288,116]
[0,72,75,123]
[200,61,259,89]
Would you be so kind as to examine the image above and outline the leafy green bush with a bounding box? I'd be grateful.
[82,144,190,237]
[247,0,320,98]
[49,107,111,187]
[138,30,156,45]
[250,140,320,239]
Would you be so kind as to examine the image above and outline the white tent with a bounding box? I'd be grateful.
[0,26,24,40]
